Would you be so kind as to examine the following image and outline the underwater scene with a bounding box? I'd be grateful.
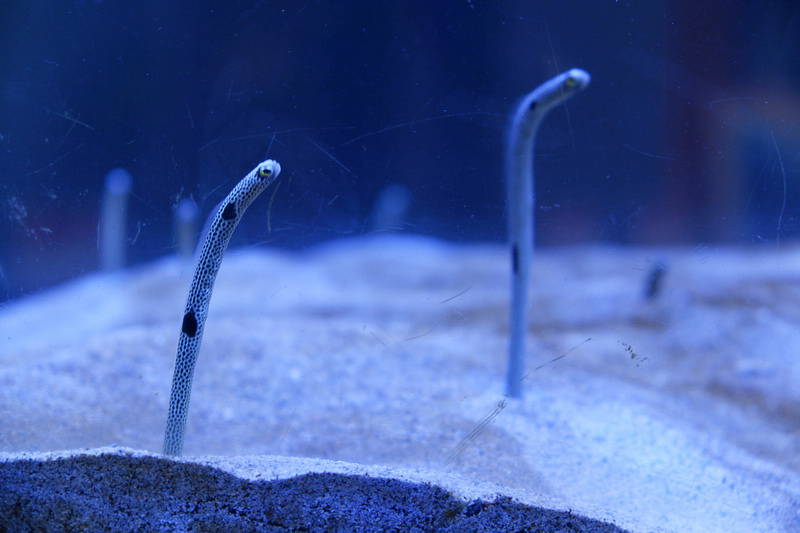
[1,2,799,531]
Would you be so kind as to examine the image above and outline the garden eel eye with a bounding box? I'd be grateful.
[258,166,272,178]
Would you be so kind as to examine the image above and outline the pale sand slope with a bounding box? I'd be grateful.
[1,235,798,531]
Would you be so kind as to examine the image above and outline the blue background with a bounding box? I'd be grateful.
[2,1,799,301]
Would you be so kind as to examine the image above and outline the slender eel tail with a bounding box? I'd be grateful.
[505,69,590,398]
[163,159,281,456]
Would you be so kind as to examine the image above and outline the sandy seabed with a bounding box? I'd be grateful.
[1,235,799,531]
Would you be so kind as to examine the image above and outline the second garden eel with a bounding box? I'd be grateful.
[163,158,281,456]
[506,68,590,398]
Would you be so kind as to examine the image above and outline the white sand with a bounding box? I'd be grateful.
[1,235,799,531]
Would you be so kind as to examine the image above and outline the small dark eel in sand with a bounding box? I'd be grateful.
[164,159,281,456]
[506,69,590,398]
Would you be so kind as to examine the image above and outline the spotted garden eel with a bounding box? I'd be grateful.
[506,68,590,398]
[163,159,281,456]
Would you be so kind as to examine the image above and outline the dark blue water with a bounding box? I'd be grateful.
[1,1,799,301]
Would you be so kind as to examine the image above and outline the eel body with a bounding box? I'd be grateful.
[163,159,281,456]
[506,69,590,398]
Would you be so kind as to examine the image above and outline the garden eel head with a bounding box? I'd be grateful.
[527,68,591,115]
[562,68,591,92]
[258,160,281,179]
